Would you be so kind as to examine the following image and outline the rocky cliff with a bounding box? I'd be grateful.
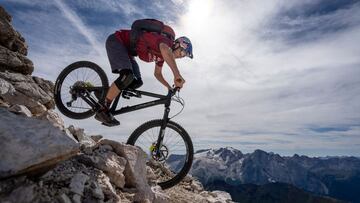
[0,6,233,203]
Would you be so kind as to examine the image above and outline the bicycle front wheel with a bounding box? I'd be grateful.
[127,119,194,189]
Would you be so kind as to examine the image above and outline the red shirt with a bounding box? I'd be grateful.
[115,30,173,67]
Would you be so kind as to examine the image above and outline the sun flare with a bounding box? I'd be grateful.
[182,0,214,34]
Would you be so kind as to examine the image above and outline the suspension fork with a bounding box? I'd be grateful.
[155,97,171,157]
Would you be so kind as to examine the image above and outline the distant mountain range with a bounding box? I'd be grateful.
[168,147,360,203]
[206,181,343,203]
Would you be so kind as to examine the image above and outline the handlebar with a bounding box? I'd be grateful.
[169,87,180,97]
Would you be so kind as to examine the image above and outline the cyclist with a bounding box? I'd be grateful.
[95,19,193,126]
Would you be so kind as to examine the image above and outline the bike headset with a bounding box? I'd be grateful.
[173,36,193,59]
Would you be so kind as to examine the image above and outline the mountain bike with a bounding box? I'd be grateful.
[53,61,193,189]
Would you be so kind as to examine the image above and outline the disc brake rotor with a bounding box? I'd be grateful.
[150,143,169,162]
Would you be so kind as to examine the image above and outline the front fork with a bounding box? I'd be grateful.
[155,105,171,158]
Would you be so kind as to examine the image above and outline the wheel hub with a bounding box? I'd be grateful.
[150,143,169,162]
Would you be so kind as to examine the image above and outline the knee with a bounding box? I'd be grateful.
[114,69,134,90]
[129,78,143,89]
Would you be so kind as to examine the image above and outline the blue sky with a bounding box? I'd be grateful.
[2,0,360,156]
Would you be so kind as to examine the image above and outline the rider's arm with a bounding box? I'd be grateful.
[159,42,185,88]
[154,64,172,90]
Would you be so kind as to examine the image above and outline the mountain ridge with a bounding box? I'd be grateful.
[184,147,360,202]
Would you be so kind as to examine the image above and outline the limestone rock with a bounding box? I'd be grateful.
[191,179,204,192]
[0,71,54,114]
[2,183,36,203]
[0,45,33,75]
[38,110,65,129]
[58,193,72,203]
[69,172,89,195]
[90,181,104,200]
[8,104,32,117]
[90,135,103,142]
[99,139,155,201]
[146,166,157,184]
[0,107,79,178]
[0,97,9,107]
[0,5,11,22]
[0,6,28,55]
[0,77,14,95]
[32,76,55,109]
[79,151,127,188]
[152,186,171,203]
[210,191,233,202]
[67,125,97,154]
[97,172,121,202]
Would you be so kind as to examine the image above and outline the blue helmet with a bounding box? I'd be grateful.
[175,36,193,59]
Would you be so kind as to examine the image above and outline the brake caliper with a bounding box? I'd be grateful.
[149,142,157,153]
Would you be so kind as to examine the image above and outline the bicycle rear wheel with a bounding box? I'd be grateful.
[127,119,194,189]
[54,61,109,119]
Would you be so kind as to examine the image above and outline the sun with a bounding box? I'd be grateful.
[181,0,214,35]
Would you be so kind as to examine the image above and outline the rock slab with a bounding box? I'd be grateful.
[0,107,79,178]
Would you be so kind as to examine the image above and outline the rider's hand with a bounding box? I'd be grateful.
[174,76,185,89]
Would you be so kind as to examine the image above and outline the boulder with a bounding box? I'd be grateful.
[78,151,127,188]
[0,76,15,95]
[69,172,89,195]
[97,171,121,202]
[0,107,79,178]
[89,181,104,200]
[0,45,33,75]
[0,71,54,114]
[68,125,97,149]
[99,139,155,201]
[32,76,55,109]
[0,6,28,55]
[37,110,65,129]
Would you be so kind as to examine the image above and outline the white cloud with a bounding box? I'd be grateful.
[53,0,106,59]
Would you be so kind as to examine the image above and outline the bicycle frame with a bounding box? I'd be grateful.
[79,88,175,157]
[110,89,172,117]
[113,89,173,157]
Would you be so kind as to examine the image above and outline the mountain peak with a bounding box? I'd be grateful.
[253,149,267,155]
[214,147,241,154]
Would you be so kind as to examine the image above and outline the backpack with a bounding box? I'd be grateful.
[129,19,175,56]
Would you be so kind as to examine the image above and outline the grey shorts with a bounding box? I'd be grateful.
[105,33,141,79]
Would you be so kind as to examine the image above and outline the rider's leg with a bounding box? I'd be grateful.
[95,33,133,126]
[127,59,143,89]
[104,83,120,107]
[95,69,134,126]
[105,69,134,103]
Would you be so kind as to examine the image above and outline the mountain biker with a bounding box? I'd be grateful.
[95,19,193,126]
